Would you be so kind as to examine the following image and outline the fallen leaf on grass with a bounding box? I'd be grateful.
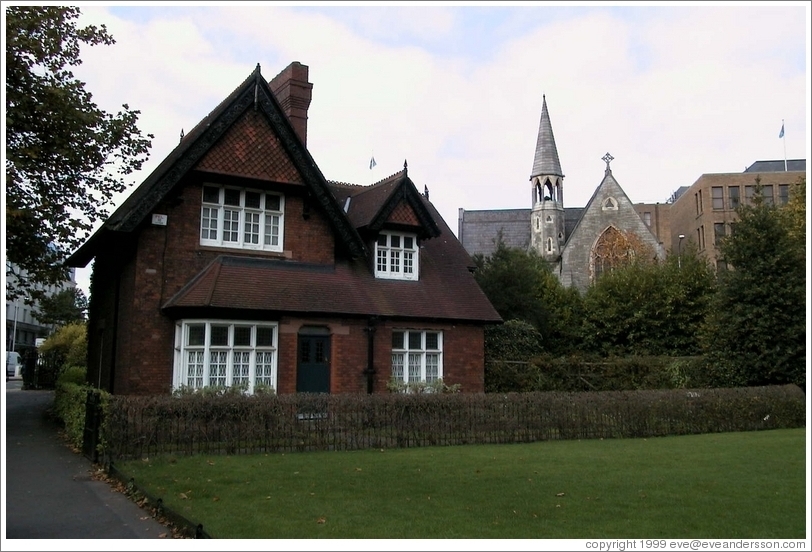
[158,533,167,538]
[555,492,565,497]
[179,493,188,500]
[317,517,326,524]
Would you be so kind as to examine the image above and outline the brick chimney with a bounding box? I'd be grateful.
[269,61,313,146]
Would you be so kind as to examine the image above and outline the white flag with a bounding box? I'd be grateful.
[369,156,377,170]
[779,123,784,139]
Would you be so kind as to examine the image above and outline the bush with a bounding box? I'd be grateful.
[386,378,461,394]
[486,354,710,393]
[39,322,87,368]
[53,366,90,449]
[98,384,806,462]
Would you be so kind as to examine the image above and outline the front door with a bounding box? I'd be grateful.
[296,335,330,393]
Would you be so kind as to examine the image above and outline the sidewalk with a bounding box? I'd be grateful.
[3,379,172,544]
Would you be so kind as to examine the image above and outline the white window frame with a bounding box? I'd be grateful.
[200,184,285,252]
[173,320,279,394]
[390,329,443,384]
[375,231,419,281]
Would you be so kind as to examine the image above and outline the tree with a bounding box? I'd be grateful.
[580,242,716,357]
[5,6,152,301]
[38,322,87,368]
[33,287,88,328]
[780,175,806,246]
[700,178,806,389]
[473,237,584,355]
[592,227,657,281]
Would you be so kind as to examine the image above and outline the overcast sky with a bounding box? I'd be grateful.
[55,2,811,296]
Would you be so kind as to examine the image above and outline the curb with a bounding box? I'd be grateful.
[106,463,213,538]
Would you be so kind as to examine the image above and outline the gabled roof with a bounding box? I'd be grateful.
[530,95,564,179]
[561,168,653,252]
[163,196,501,324]
[67,64,366,267]
[328,167,441,240]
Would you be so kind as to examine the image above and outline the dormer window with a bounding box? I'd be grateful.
[200,185,285,252]
[375,231,418,280]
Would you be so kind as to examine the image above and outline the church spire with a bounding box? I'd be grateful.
[530,94,563,178]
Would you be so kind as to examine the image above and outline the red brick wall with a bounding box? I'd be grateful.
[103,177,337,395]
[372,321,485,393]
[95,179,484,396]
[277,317,485,395]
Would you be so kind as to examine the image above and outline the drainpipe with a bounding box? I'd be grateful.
[363,317,377,394]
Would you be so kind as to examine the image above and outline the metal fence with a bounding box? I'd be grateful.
[21,350,65,390]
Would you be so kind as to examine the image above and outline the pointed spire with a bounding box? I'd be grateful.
[531,94,563,178]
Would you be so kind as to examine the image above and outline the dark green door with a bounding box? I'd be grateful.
[296,335,330,393]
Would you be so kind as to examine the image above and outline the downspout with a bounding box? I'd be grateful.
[363,317,377,394]
[108,271,121,394]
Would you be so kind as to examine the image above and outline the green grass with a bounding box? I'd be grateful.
[116,428,807,539]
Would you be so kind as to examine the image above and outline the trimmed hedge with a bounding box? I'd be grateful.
[97,384,806,462]
[486,354,714,393]
[52,367,91,449]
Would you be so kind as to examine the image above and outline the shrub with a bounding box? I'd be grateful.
[98,384,806,462]
[486,354,711,393]
[386,378,461,394]
[53,366,90,449]
[39,322,87,368]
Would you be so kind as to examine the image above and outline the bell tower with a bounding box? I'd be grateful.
[529,95,565,260]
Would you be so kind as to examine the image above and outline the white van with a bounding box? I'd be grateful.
[6,351,21,379]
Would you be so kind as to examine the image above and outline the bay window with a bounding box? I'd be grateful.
[174,320,278,393]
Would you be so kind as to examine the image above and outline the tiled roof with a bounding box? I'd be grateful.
[328,170,441,239]
[68,64,366,267]
[164,198,502,324]
[194,109,305,184]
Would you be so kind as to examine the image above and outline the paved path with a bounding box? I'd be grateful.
[3,379,172,542]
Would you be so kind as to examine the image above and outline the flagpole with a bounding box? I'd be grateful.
[782,119,787,171]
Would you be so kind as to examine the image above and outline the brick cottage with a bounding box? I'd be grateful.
[68,62,501,396]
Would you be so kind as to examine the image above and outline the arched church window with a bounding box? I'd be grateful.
[592,226,633,282]
[546,238,553,252]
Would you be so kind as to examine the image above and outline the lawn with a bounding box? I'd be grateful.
[115,428,807,539]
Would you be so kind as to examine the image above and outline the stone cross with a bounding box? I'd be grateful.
[602,152,614,172]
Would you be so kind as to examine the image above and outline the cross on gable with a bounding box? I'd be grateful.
[602,152,614,170]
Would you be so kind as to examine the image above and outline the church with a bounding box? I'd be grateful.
[458,96,667,292]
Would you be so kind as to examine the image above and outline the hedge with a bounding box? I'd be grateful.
[97,384,805,462]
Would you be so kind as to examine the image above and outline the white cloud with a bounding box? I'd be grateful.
[61,3,808,297]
